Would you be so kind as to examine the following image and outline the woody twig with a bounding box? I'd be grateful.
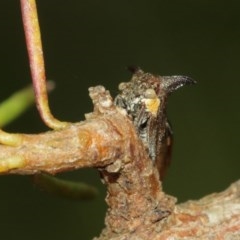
[0,0,240,239]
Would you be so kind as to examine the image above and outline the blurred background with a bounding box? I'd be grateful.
[0,0,239,239]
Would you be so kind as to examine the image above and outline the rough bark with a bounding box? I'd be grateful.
[97,180,240,240]
[0,86,239,239]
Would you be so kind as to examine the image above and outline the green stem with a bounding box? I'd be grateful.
[0,85,34,127]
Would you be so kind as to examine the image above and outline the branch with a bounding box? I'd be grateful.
[163,180,240,239]
[1,85,239,239]
[97,180,240,240]
[0,86,133,174]
[1,1,238,239]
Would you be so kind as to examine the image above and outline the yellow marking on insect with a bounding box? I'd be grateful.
[0,156,25,172]
[142,89,160,117]
[143,98,160,116]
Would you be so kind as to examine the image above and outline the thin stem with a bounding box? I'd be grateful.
[0,85,34,127]
[20,0,68,129]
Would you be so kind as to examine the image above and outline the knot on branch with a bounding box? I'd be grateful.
[88,86,125,116]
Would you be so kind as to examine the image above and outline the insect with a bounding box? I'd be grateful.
[114,67,196,180]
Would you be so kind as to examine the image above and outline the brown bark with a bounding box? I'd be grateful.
[0,86,239,239]
[97,180,240,240]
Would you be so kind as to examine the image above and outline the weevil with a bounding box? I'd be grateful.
[114,67,196,180]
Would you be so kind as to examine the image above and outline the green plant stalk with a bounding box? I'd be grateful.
[0,85,34,127]
[20,0,68,130]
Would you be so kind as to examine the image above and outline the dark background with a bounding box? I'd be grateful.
[1,1,239,239]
